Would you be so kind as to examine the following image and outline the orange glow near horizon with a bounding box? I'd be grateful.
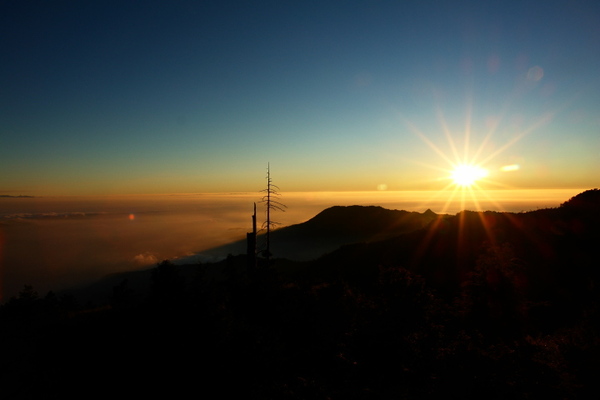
[395,95,560,217]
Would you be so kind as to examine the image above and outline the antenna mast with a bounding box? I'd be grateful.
[246,202,257,270]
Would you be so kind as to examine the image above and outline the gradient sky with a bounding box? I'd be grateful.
[2,0,599,196]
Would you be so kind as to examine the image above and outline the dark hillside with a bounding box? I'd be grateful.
[196,205,439,261]
[315,194,600,299]
[270,206,439,260]
[308,189,600,337]
[2,190,599,399]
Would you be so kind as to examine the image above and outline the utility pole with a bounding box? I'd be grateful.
[246,202,257,270]
[260,163,286,264]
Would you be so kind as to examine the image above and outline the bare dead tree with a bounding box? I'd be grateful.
[260,163,286,263]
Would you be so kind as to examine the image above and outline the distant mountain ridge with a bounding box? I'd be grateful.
[190,205,441,262]
[270,206,441,261]
[68,189,599,307]
[315,189,600,296]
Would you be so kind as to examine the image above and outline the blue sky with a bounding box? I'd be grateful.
[1,0,599,195]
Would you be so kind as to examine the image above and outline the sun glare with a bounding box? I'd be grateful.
[400,95,554,215]
[451,164,489,187]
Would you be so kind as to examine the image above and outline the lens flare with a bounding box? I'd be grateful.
[500,164,520,172]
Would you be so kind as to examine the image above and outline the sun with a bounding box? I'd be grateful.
[450,164,489,187]
[398,94,555,215]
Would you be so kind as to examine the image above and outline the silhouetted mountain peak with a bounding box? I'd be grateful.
[182,204,439,263]
[306,205,410,229]
[560,188,600,210]
[422,208,437,218]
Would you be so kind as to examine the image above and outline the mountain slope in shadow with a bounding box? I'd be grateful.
[60,190,600,320]
[184,205,442,262]
[66,206,442,304]
[313,189,600,300]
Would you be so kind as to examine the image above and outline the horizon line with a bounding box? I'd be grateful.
[0,187,592,198]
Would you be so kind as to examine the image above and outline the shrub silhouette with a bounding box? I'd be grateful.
[459,243,528,339]
[149,259,186,309]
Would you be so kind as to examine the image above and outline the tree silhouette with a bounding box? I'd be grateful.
[459,242,527,338]
[150,260,185,309]
[110,278,135,311]
[260,163,286,263]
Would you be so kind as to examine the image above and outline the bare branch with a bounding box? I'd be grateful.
[259,163,287,262]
